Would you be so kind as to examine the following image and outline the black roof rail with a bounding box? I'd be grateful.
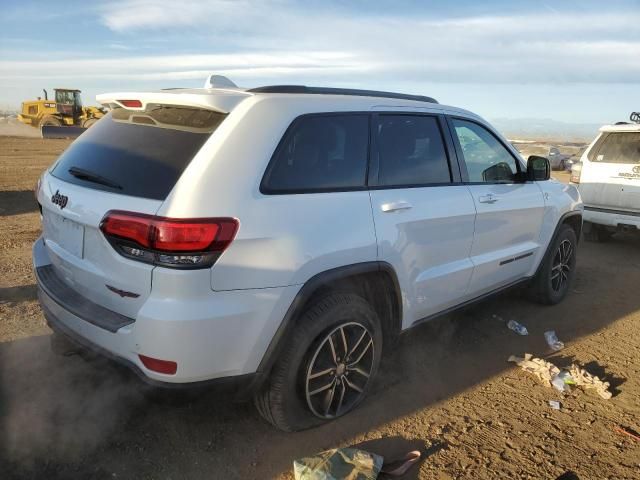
[247,85,438,104]
[630,112,640,124]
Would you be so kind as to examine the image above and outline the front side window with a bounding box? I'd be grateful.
[452,119,519,183]
[376,115,451,186]
[262,114,369,193]
[593,133,640,164]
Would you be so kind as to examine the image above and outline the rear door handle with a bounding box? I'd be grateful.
[478,194,498,204]
[381,201,413,212]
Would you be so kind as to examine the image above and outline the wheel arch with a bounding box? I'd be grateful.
[254,262,402,380]
[563,211,583,240]
[534,210,582,278]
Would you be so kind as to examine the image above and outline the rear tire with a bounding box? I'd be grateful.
[254,293,382,431]
[529,224,577,305]
[583,221,613,242]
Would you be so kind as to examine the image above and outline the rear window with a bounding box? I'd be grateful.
[51,105,226,200]
[593,133,640,164]
[261,114,369,193]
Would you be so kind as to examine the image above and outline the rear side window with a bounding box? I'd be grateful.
[261,114,369,193]
[592,133,640,164]
[376,115,451,186]
[51,105,226,200]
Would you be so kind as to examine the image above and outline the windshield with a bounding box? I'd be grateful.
[594,132,640,164]
[50,105,227,200]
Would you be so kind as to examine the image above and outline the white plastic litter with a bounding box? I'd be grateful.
[507,320,529,336]
[544,330,565,351]
[549,400,561,410]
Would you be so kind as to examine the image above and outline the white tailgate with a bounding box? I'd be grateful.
[39,173,163,319]
[580,161,640,213]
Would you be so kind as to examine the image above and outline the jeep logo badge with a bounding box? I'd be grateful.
[51,190,68,209]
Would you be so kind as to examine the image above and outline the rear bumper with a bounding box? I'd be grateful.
[41,296,260,393]
[583,206,640,230]
[33,236,299,386]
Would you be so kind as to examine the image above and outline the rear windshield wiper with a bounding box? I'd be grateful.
[68,167,122,190]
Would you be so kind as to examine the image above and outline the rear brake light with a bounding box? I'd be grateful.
[118,99,142,108]
[570,165,582,184]
[139,354,177,375]
[100,211,238,269]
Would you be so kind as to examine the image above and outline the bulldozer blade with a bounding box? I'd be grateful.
[41,126,87,139]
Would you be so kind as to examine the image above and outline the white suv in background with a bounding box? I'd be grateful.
[572,113,640,241]
[34,80,583,431]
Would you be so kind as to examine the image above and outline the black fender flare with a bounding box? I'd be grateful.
[249,261,402,391]
[534,210,583,278]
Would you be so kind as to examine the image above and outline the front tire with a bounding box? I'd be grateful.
[254,293,382,431]
[529,224,577,305]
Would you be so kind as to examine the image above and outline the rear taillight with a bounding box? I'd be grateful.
[570,164,582,184]
[100,211,238,269]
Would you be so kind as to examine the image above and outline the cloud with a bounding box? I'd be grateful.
[1,0,639,114]
[89,1,640,85]
[0,51,364,82]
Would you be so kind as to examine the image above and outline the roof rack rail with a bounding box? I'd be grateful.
[247,85,438,104]
[630,112,640,124]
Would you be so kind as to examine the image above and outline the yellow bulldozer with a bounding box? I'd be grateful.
[18,88,106,138]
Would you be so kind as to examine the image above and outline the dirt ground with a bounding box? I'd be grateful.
[0,136,638,479]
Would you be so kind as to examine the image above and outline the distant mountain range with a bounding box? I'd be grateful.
[491,118,603,142]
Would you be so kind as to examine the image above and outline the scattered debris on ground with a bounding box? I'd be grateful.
[613,425,640,442]
[508,353,559,385]
[293,447,422,479]
[293,448,383,480]
[568,364,613,400]
[544,330,565,351]
[508,353,612,399]
[507,319,529,335]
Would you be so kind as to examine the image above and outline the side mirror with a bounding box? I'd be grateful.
[527,155,550,181]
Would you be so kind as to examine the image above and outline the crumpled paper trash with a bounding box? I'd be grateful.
[508,353,612,400]
[293,448,384,480]
[569,364,612,400]
[508,353,560,386]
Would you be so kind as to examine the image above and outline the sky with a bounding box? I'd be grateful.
[0,0,639,125]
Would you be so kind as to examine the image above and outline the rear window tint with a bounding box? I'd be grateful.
[376,115,451,186]
[261,114,369,193]
[593,133,640,164]
[51,105,226,200]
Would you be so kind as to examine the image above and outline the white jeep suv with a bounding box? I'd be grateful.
[571,113,640,241]
[33,81,583,431]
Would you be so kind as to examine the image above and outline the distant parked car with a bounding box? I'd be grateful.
[571,113,640,241]
[514,144,572,170]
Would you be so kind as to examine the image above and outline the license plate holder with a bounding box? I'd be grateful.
[44,211,85,258]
